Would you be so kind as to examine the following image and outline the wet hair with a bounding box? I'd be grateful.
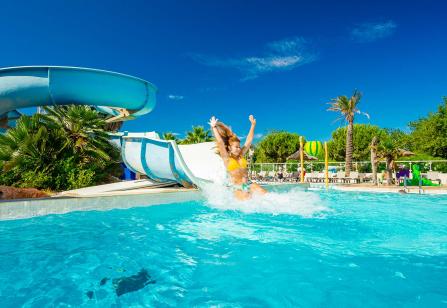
[214,121,240,156]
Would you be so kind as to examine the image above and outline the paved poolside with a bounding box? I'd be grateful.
[323,183,447,195]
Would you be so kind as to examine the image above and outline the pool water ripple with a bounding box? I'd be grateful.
[0,190,446,306]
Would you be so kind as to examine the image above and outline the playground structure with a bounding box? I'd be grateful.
[400,164,439,186]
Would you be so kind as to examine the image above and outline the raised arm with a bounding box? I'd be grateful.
[242,115,256,156]
[209,116,229,162]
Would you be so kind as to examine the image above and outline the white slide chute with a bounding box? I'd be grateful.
[119,133,227,188]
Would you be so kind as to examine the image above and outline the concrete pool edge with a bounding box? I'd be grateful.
[2,183,446,221]
[0,189,202,221]
[309,184,447,195]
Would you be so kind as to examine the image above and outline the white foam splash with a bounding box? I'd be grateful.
[200,183,328,217]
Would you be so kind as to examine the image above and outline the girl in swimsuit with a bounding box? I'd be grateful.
[209,115,267,200]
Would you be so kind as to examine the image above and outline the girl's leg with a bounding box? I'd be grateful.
[234,190,251,200]
[250,183,267,195]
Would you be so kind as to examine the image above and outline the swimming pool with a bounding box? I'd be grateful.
[0,187,446,306]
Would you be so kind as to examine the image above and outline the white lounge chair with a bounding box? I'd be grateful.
[347,171,359,184]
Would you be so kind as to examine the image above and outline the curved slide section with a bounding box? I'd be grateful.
[0,66,157,123]
[121,136,226,188]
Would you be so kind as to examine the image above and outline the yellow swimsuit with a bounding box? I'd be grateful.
[227,157,251,192]
[227,157,247,171]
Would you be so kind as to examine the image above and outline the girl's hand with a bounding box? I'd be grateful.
[209,116,218,128]
[249,115,256,125]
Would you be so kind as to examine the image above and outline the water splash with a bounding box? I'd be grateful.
[200,183,328,217]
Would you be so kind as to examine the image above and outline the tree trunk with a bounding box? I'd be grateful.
[386,157,393,185]
[104,120,124,132]
[0,117,8,129]
[370,136,378,185]
[345,121,353,177]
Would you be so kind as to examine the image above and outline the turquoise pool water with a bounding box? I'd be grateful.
[0,187,446,306]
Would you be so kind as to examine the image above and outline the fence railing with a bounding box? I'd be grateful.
[250,160,447,174]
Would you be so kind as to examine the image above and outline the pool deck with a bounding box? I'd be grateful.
[0,187,201,221]
[57,186,198,198]
[258,181,447,195]
[311,183,447,195]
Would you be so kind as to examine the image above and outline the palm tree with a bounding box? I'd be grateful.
[181,126,213,144]
[43,105,114,164]
[327,89,369,176]
[104,121,124,132]
[0,117,8,129]
[370,136,379,184]
[162,132,180,143]
[0,113,62,173]
[377,135,413,185]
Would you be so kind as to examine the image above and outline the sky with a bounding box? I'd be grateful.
[1,0,446,141]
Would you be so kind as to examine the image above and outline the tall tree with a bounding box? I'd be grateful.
[370,136,379,185]
[409,97,447,158]
[254,131,301,163]
[181,126,213,144]
[327,90,369,176]
[328,124,386,161]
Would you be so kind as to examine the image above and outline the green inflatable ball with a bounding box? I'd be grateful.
[304,141,323,157]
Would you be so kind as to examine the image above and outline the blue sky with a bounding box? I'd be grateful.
[1,0,446,141]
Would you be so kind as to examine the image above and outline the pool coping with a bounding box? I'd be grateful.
[0,188,202,221]
[2,183,446,221]
[309,184,447,195]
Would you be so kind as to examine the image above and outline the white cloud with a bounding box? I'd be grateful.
[191,37,316,80]
[168,94,184,101]
[351,21,397,42]
[236,133,263,141]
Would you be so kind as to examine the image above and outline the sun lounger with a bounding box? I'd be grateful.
[305,171,317,183]
[360,173,373,183]
[346,172,360,184]
[334,171,346,184]
[316,172,326,183]
[426,171,442,185]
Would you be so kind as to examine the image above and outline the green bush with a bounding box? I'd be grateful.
[19,171,52,189]
[0,106,122,191]
[286,160,298,172]
[67,167,96,190]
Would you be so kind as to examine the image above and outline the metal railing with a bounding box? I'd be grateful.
[250,160,447,174]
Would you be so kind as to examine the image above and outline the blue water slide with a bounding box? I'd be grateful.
[0,65,225,188]
[0,66,157,122]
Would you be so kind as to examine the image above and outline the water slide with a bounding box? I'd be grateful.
[0,66,157,124]
[0,65,224,188]
[114,132,227,188]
